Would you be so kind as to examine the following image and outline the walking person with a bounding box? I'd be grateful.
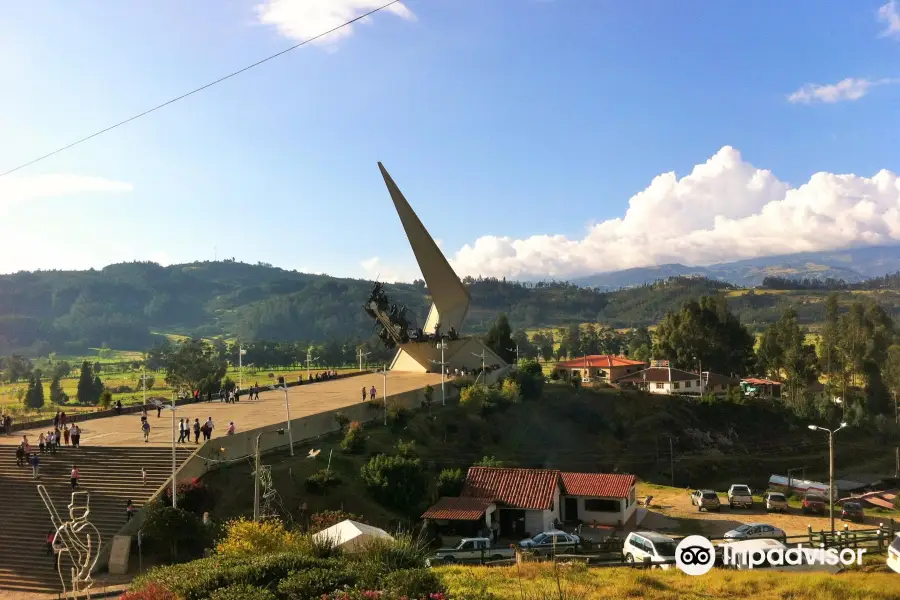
[63,426,70,446]
[39,433,46,454]
[53,411,60,430]
[142,420,150,443]
[193,418,201,443]
[156,403,162,418]
[71,424,81,448]
[46,530,55,557]
[126,500,136,521]
[30,453,40,479]
[70,465,80,490]
[177,418,186,443]
[141,467,147,486]
[362,386,367,402]
[227,421,235,435]
[369,385,376,401]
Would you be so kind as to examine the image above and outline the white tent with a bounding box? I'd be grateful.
[313,519,394,552]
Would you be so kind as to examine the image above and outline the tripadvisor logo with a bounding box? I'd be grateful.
[675,535,866,575]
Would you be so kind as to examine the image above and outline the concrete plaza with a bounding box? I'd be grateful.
[0,371,442,448]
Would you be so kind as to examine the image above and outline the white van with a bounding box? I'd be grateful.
[622,531,678,569]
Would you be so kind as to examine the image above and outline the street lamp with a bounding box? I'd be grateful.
[808,421,848,532]
[238,344,247,393]
[472,351,487,388]
[431,340,448,407]
[507,344,520,366]
[254,428,285,520]
[279,384,295,457]
[153,394,179,508]
[380,365,388,425]
[357,349,371,372]
[306,348,319,381]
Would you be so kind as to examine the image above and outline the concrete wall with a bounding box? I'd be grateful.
[105,380,459,569]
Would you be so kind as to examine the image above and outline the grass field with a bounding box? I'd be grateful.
[0,364,366,421]
[438,562,900,599]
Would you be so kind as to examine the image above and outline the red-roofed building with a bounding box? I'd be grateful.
[421,467,637,538]
[552,355,647,383]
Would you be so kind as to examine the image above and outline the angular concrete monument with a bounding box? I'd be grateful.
[377,162,507,374]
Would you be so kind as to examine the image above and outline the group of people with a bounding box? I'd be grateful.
[362,385,378,402]
[14,431,82,480]
[0,414,12,435]
[174,416,229,443]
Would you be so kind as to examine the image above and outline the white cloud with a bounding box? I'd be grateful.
[0,173,132,212]
[786,77,897,104]
[255,0,414,46]
[360,256,418,283]
[879,1,900,38]
[432,146,900,280]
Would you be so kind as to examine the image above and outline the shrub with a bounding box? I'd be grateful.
[216,518,300,557]
[276,567,358,599]
[387,405,410,429]
[141,503,210,562]
[360,454,428,515]
[209,584,275,600]
[381,568,446,598]
[500,378,521,403]
[351,534,429,572]
[305,469,342,494]
[119,582,177,600]
[131,553,335,600]
[395,439,417,458]
[436,468,465,497]
[99,389,113,409]
[341,421,365,454]
[310,510,365,531]
[334,411,350,429]
[161,477,215,515]
[460,385,488,411]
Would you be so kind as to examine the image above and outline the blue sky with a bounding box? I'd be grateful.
[1,1,899,281]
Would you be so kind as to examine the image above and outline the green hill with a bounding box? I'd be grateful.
[4,260,900,357]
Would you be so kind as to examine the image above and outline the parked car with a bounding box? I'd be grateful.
[428,538,516,564]
[765,491,789,513]
[802,492,828,515]
[887,533,900,574]
[841,501,865,523]
[690,489,721,512]
[519,530,580,556]
[622,531,678,569]
[723,523,786,541]
[728,484,754,509]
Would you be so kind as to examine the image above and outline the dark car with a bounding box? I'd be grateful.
[802,493,827,515]
[841,501,865,523]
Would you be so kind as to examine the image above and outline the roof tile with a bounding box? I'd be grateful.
[421,496,494,520]
[462,467,559,510]
[560,472,635,498]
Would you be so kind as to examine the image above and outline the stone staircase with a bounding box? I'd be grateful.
[0,444,195,594]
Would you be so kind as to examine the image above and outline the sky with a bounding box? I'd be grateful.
[1,0,900,282]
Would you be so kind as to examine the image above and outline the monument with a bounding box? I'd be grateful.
[368,162,507,374]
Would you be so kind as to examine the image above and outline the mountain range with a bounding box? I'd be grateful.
[570,245,900,290]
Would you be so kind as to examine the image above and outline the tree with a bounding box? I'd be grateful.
[76,361,100,404]
[49,374,68,405]
[653,295,755,376]
[483,314,515,364]
[360,454,428,515]
[511,330,537,360]
[51,360,71,380]
[531,332,555,362]
[93,374,104,401]
[24,371,44,409]
[436,468,465,497]
[2,354,32,383]
[164,339,227,396]
[757,308,820,404]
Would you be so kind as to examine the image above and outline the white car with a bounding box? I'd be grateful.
[622,531,678,569]
[519,530,579,556]
[765,491,789,512]
[723,523,786,541]
[728,484,754,509]
[888,534,900,574]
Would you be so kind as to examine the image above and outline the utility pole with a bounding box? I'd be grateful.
[357,349,371,372]
[305,348,319,381]
[507,344,519,366]
[139,368,151,407]
[809,422,847,533]
[170,393,177,509]
[281,384,294,457]
[381,365,388,426]
[895,391,899,478]
[431,340,448,406]
[238,343,247,393]
[472,351,487,388]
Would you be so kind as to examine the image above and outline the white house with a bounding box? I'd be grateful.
[422,467,637,538]
[615,366,740,397]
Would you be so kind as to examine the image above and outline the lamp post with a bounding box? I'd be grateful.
[238,344,247,393]
[254,428,285,520]
[306,348,319,381]
[280,385,294,457]
[357,349,371,372]
[808,421,848,533]
[139,368,152,408]
[380,365,388,425]
[431,340,448,406]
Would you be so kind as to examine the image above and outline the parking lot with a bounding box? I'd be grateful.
[636,483,898,537]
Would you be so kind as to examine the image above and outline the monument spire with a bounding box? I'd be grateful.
[378,162,470,333]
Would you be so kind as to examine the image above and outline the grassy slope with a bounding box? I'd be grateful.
[201,386,895,530]
[438,563,900,600]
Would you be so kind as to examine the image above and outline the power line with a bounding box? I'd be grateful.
[0,0,403,178]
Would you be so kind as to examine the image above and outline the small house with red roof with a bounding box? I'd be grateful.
[421,466,637,538]
[552,355,647,383]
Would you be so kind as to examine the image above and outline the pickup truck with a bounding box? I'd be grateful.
[427,537,516,564]
[728,484,754,509]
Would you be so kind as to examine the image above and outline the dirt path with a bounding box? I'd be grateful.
[636,483,893,536]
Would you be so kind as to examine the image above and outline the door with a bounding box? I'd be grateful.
[499,509,527,538]
[564,497,578,522]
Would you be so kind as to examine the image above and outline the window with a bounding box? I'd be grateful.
[685,381,691,388]
[673,382,680,389]
[655,383,663,389]
[584,498,620,512]
[628,487,636,506]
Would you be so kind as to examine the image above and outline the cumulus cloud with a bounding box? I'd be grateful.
[360,256,419,283]
[0,173,132,208]
[786,77,897,104]
[255,0,414,46]
[437,146,900,280]
[879,1,900,38]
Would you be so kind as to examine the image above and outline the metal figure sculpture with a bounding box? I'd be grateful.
[255,465,291,525]
[38,486,101,599]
